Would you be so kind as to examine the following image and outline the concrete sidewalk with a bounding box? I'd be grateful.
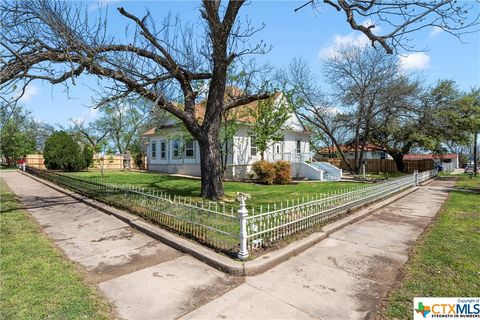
[181,178,456,320]
[1,171,455,320]
[0,171,242,319]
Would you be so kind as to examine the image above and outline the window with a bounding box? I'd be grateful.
[172,140,181,159]
[275,143,281,154]
[296,139,301,154]
[151,141,157,159]
[185,140,195,158]
[250,136,257,156]
[160,141,167,160]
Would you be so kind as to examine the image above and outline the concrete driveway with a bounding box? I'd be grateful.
[1,171,455,320]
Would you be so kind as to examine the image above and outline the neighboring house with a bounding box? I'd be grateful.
[143,92,342,181]
[317,144,393,160]
[403,153,459,172]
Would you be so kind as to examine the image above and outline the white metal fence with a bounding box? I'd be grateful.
[25,167,240,254]
[26,166,437,259]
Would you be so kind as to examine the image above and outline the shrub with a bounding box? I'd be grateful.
[82,146,94,168]
[252,160,276,185]
[43,131,88,171]
[274,160,292,184]
[134,153,144,169]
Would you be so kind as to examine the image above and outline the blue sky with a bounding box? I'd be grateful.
[17,0,480,126]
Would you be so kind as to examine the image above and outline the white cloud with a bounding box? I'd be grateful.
[69,107,99,126]
[319,33,370,59]
[319,21,382,59]
[398,52,431,72]
[18,84,40,102]
[429,26,444,37]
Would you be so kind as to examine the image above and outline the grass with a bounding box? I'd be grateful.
[66,170,361,208]
[353,172,407,179]
[0,165,17,171]
[0,179,111,320]
[381,174,480,319]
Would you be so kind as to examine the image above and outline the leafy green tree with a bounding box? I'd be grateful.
[43,131,88,171]
[0,104,53,165]
[370,80,471,172]
[248,94,291,160]
[82,146,94,168]
[454,88,480,175]
[68,120,111,177]
[97,98,151,155]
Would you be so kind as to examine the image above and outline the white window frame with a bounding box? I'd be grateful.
[172,140,181,159]
[151,140,157,159]
[296,139,302,154]
[184,140,195,159]
[250,136,258,156]
[160,140,167,160]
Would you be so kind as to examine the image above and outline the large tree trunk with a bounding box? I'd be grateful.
[325,132,355,174]
[198,134,224,200]
[392,153,405,173]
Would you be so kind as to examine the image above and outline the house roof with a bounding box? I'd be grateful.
[142,89,308,136]
[403,153,458,160]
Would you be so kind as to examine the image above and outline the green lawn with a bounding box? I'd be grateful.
[354,172,407,179]
[0,179,111,320]
[381,175,480,319]
[66,170,360,208]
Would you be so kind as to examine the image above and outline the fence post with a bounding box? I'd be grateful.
[237,193,250,260]
[414,169,418,186]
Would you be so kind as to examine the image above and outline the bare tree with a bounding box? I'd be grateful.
[322,44,401,172]
[283,58,355,173]
[296,0,480,53]
[0,0,271,199]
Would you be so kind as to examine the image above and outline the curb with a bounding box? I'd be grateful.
[19,170,428,276]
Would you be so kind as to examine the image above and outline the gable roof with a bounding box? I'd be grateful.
[143,90,309,136]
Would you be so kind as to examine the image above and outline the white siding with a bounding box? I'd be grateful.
[144,106,313,179]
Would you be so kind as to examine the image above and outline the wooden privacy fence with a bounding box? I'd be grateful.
[25,154,146,170]
[25,154,46,170]
[333,159,434,173]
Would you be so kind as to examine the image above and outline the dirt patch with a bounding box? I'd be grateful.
[352,280,385,320]
[176,275,245,319]
[373,212,429,229]
[359,254,403,285]
[89,249,184,284]
[90,230,135,242]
